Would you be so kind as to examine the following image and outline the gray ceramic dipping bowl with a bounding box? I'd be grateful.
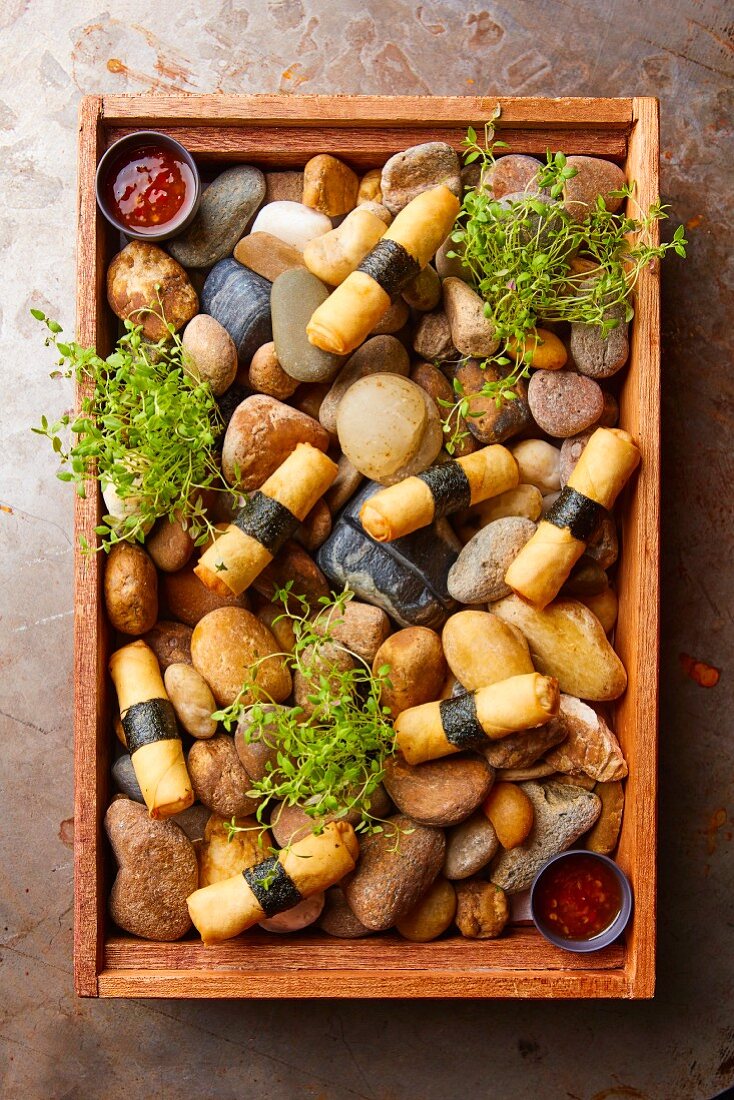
[95,130,201,242]
[530,850,633,953]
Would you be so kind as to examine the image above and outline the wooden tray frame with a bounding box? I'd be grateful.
[74,94,659,999]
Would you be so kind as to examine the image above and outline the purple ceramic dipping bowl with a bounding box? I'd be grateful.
[530,850,633,953]
[95,130,201,242]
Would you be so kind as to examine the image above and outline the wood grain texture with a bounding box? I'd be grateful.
[614,96,661,1001]
[101,94,633,130]
[74,93,658,1000]
[104,125,626,166]
[73,95,108,999]
[97,967,630,1000]
[104,928,625,972]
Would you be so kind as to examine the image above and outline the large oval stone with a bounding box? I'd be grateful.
[201,258,272,366]
[383,754,495,827]
[343,814,445,930]
[316,480,459,629]
[271,269,345,382]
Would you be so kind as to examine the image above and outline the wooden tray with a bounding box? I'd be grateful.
[74,94,659,999]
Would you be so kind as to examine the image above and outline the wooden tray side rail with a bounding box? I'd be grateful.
[74,94,657,999]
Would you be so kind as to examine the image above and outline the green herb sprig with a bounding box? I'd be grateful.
[32,302,237,551]
[437,119,687,451]
[213,584,397,839]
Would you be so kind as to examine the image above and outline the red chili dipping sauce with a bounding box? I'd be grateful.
[103,144,195,231]
[534,853,622,940]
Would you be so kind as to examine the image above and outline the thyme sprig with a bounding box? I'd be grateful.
[32,302,238,551]
[213,585,398,840]
[437,120,687,451]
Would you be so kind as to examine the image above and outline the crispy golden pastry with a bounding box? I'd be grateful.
[394,672,560,765]
[187,821,359,944]
[504,428,640,609]
[109,640,194,819]
[306,186,460,355]
[195,443,337,598]
[359,445,519,542]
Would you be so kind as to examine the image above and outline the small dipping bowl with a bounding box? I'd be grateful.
[95,130,201,242]
[530,850,632,953]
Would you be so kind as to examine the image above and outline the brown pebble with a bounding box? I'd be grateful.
[143,620,193,668]
[455,879,509,939]
[162,562,248,627]
[234,232,307,283]
[527,369,604,438]
[247,341,299,400]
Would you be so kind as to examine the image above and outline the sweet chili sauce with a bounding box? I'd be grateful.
[103,144,195,231]
[534,853,622,940]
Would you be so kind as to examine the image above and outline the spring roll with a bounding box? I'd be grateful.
[307,185,460,355]
[359,445,519,541]
[109,640,194,819]
[395,672,559,765]
[187,821,359,944]
[303,207,387,286]
[195,443,338,598]
[504,428,640,609]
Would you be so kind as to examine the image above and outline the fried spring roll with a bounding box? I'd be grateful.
[504,428,640,609]
[395,672,559,765]
[195,443,338,597]
[303,207,387,286]
[187,821,359,944]
[109,640,193,818]
[359,445,519,541]
[307,186,460,355]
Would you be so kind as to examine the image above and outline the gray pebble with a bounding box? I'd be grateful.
[447,517,536,603]
[168,166,265,269]
[444,812,500,880]
[570,309,629,379]
[272,269,345,383]
[112,754,144,803]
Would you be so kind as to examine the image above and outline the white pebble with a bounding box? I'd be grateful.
[250,201,332,252]
[511,439,562,494]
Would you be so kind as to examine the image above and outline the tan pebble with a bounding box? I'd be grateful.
[357,168,382,205]
[247,341,299,399]
[104,542,158,635]
[181,314,238,395]
[510,439,561,494]
[455,879,509,939]
[303,154,359,216]
[164,662,218,739]
[187,734,260,816]
[191,606,291,707]
[492,595,627,700]
[506,328,567,371]
[442,610,533,692]
[585,780,624,854]
[373,627,447,717]
[234,231,307,283]
[482,782,535,849]
[578,587,618,633]
[396,877,456,942]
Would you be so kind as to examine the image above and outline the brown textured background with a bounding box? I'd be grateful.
[0,2,732,1097]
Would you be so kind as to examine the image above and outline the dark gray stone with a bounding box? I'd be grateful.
[168,165,265,268]
[111,754,144,803]
[201,258,272,366]
[316,480,460,629]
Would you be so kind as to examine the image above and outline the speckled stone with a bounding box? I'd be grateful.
[527,369,604,438]
[570,310,630,379]
[380,141,461,213]
[489,780,601,894]
[452,359,532,444]
[201,258,272,366]
[447,517,537,603]
[343,814,446,930]
[443,812,500,880]
[168,165,265,268]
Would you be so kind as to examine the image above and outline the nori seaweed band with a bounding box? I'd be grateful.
[122,697,179,755]
[545,486,602,542]
[439,693,488,750]
[244,858,303,917]
[417,462,472,519]
[357,239,421,299]
[233,492,299,556]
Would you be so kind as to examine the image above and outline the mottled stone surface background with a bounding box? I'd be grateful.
[0,2,732,1098]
